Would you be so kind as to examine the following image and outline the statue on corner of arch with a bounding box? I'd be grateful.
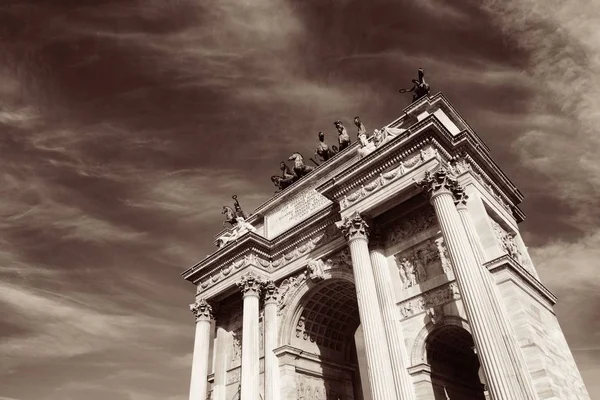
[334,120,351,151]
[399,68,430,102]
[357,133,376,160]
[271,161,296,192]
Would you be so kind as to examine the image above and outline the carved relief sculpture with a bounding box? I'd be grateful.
[385,206,437,246]
[491,219,529,267]
[306,258,326,281]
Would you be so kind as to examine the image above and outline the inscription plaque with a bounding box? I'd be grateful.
[265,186,331,239]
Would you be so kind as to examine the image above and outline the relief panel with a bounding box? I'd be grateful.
[296,372,354,400]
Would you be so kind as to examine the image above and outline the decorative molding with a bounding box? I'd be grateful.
[339,145,438,210]
[398,282,460,319]
[189,298,213,322]
[335,211,369,241]
[226,367,241,384]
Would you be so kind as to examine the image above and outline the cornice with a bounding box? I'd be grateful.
[485,254,557,306]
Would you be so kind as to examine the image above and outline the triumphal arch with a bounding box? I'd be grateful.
[182,93,590,400]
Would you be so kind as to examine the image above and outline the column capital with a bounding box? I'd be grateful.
[190,298,214,322]
[452,183,469,209]
[237,272,264,297]
[336,211,369,242]
[368,224,385,250]
[417,168,459,200]
[264,280,280,305]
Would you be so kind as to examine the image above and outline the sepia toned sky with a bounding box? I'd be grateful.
[1,0,600,399]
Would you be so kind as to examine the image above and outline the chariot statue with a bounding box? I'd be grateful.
[271,161,296,192]
[289,152,314,179]
[315,131,338,162]
[334,120,351,151]
[399,68,430,102]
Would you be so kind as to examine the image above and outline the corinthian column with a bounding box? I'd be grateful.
[263,281,281,400]
[369,229,416,400]
[417,168,524,400]
[453,187,538,400]
[336,212,397,400]
[237,273,264,400]
[189,298,214,400]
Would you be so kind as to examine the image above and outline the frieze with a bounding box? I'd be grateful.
[394,237,452,289]
[296,373,350,400]
[384,206,437,247]
[398,282,460,319]
[340,145,439,210]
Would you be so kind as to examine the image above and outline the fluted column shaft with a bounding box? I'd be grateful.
[419,169,523,400]
[369,242,417,400]
[454,192,538,400]
[337,213,397,400]
[189,299,214,400]
[238,274,263,400]
[264,282,280,400]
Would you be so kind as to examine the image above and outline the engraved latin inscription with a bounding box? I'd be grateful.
[266,187,331,238]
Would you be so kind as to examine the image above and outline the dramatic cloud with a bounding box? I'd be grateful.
[0,0,597,398]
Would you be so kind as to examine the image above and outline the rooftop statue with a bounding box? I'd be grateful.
[399,68,430,102]
[216,216,257,248]
[314,131,338,162]
[289,152,314,178]
[232,195,247,220]
[334,120,351,151]
[271,161,296,192]
[222,206,237,228]
[354,116,368,139]
[357,133,376,160]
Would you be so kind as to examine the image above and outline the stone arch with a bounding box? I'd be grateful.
[410,315,470,366]
[279,268,355,347]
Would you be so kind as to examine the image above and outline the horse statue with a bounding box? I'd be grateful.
[399,68,430,102]
[271,161,296,192]
[334,120,351,151]
[289,152,313,178]
[222,206,237,228]
[315,131,338,162]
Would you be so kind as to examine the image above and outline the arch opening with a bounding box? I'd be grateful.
[426,325,486,400]
[292,278,367,400]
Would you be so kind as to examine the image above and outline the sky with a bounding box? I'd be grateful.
[0,0,599,399]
